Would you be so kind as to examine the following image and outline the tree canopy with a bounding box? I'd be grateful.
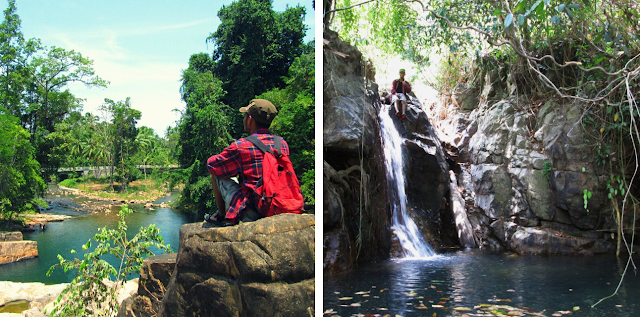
[208,0,309,137]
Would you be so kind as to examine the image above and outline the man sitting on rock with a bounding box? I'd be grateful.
[391,68,412,120]
[205,99,290,226]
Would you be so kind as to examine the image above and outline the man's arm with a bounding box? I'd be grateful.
[391,79,397,94]
[207,141,242,178]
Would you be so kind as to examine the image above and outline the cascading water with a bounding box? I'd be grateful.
[379,106,436,258]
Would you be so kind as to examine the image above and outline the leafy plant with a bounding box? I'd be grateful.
[583,189,592,213]
[543,161,552,180]
[46,205,171,317]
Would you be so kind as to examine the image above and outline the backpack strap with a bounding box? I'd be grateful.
[245,135,273,155]
[273,136,282,157]
[246,135,283,158]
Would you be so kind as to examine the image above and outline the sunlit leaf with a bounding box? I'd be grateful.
[504,13,513,27]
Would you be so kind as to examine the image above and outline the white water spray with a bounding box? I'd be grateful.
[379,107,436,259]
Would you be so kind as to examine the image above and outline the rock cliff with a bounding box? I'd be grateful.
[121,214,315,317]
[448,68,617,255]
[323,28,392,273]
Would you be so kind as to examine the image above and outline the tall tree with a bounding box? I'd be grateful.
[176,53,233,212]
[102,98,141,191]
[0,0,38,118]
[0,110,45,219]
[207,0,308,136]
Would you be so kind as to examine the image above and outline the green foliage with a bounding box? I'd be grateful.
[46,205,171,317]
[59,177,80,188]
[0,1,107,180]
[177,160,216,213]
[258,53,315,204]
[543,161,552,180]
[208,0,308,136]
[176,53,234,213]
[101,98,142,192]
[0,111,46,219]
[331,0,418,55]
[583,189,592,213]
[301,169,315,206]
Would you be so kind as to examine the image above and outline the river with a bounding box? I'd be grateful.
[324,250,640,316]
[0,187,198,284]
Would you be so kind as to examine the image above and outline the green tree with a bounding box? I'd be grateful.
[208,0,308,136]
[0,110,45,219]
[101,98,141,191]
[24,47,108,178]
[176,53,233,212]
[257,53,315,204]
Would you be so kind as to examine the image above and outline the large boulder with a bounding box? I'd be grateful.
[323,29,378,154]
[0,232,22,242]
[0,237,38,264]
[157,214,315,317]
[118,254,176,317]
[393,101,455,249]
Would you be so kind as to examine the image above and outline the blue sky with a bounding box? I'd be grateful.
[4,0,316,136]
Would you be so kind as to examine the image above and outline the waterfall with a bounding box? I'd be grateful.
[379,106,436,258]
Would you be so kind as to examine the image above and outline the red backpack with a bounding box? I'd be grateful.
[245,135,304,217]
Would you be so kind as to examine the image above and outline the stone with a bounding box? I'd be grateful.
[158,214,314,317]
[323,228,355,273]
[0,232,22,242]
[452,82,479,110]
[0,241,38,265]
[323,163,344,230]
[509,225,614,255]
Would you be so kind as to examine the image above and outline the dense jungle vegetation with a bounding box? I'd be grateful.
[0,0,315,222]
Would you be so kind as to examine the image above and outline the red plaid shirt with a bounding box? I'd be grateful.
[207,129,290,222]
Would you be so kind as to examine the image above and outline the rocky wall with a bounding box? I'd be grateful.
[323,28,392,273]
[451,76,616,254]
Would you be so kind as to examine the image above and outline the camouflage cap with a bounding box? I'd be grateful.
[399,68,406,73]
[239,99,278,124]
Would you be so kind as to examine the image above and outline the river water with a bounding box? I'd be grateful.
[0,188,198,284]
[324,250,640,316]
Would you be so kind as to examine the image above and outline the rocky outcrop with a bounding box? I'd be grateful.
[323,28,391,273]
[0,232,37,265]
[118,254,176,317]
[451,85,616,254]
[384,98,458,251]
[128,214,316,317]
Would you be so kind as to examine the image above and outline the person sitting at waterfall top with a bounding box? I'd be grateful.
[391,68,412,120]
[205,99,303,226]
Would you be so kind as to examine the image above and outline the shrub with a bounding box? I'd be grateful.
[46,205,171,317]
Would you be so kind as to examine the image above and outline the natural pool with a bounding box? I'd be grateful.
[324,250,640,316]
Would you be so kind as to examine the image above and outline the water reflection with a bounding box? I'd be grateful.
[324,250,640,316]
